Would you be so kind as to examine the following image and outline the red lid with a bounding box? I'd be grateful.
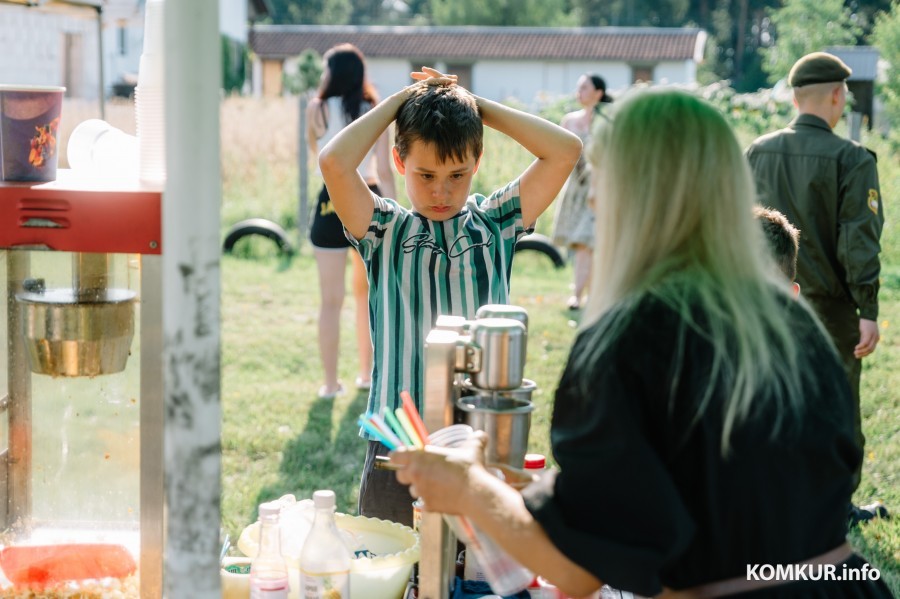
[524,453,546,469]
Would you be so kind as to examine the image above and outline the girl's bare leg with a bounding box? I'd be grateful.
[314,248,348,397]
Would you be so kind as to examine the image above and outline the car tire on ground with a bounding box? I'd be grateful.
[222,218,295,256]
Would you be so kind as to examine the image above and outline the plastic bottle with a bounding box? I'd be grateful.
[250,502,290,599]
[135,0,166,186]
[524,454,546,474]
[300,490,352,598]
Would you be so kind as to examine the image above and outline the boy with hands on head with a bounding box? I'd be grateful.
[318,67,582,524]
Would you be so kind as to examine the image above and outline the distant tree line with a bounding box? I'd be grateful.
[263,0,893,92]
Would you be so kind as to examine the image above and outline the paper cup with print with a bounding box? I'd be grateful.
[0,85,65,182]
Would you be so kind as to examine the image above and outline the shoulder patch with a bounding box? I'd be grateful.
[868,189,880,215]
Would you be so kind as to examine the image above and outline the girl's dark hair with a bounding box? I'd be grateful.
[318,43,379,124]
[588,73,613,104]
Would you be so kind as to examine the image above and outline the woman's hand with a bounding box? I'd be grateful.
[410,66,458,87]
[390,432,487,514]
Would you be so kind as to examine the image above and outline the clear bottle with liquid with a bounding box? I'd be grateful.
[250,502,290,599]
[300,490,352,599]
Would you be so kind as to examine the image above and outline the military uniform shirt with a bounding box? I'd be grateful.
[348,179,527,435]
[745,114,884,320]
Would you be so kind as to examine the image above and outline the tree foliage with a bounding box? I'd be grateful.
[266,0,351,24]
[761,0,863,84]
[429,0,575,26]
[872,1,900,137]
[283,50,323,96]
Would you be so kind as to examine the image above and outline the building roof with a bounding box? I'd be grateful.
[250,25,707,63]
[825,46,879,81]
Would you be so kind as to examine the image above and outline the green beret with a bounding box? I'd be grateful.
[788,52,852,87]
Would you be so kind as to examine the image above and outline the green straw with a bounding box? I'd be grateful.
[385,409,414,447]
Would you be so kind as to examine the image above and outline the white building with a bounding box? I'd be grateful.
[249,25,708,106]
[0,0,268,99]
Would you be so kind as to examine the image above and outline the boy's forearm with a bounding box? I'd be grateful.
[475,95,582,227]
[476,96,581,161]
[319,88,411,172]
[319,87,414,239]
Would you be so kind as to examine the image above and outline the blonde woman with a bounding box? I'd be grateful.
[391,90,890,598]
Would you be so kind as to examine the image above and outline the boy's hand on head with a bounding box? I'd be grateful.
[410,66,458,87]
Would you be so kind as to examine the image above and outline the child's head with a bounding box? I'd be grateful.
[576,73,611,109]
[319,43,378,120]
[753,205,800,282]
[392,85,483,221]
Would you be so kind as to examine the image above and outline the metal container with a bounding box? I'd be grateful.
[457,379,536,467]
[16,287,136,377]
[474,304,528,332]
[468,317,526,390]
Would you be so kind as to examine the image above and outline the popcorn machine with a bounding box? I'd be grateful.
[0,173,163,596]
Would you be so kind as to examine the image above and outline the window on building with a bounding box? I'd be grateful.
[631,65,653,84]
[118,24,127,56]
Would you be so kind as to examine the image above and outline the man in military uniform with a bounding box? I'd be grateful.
[745,52,886,525]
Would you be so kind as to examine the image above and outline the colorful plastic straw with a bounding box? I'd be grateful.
[400,390,430,445]
[368,413,404,449]
[358,416,399,451]
[394,408,424,449]
[385,409,414,447]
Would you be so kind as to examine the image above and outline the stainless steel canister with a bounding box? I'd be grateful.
[474,304,528,332]
[467,317,526,390]
[457,379,536,467]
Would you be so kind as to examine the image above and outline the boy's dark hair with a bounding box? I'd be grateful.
[394,84,483,163]
[754,205,800,281]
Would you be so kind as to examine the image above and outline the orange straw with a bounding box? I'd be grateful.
[400,390,430,445]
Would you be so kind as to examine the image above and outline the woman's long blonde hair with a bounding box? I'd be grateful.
[579,89,808,452]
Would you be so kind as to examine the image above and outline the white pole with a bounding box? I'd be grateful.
[163,0,222,597]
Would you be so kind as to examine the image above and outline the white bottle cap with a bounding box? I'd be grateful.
[258,501,280,517]
[313,490,336,509]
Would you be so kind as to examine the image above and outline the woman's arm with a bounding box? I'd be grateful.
[390,441,603,596]
[306,97,325,164]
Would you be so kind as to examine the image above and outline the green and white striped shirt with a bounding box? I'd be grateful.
[349,179,528,435]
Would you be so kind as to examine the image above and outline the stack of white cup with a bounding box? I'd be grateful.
[136,0,165,186]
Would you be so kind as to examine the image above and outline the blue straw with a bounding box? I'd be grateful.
[358,416,399,450]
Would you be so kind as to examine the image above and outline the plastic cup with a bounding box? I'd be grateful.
[67,119,139,179]
[135,0,166,186]
[425,424,533,595]
[0,85,65,182]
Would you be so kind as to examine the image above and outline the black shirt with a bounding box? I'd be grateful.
[523,294,891,597]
